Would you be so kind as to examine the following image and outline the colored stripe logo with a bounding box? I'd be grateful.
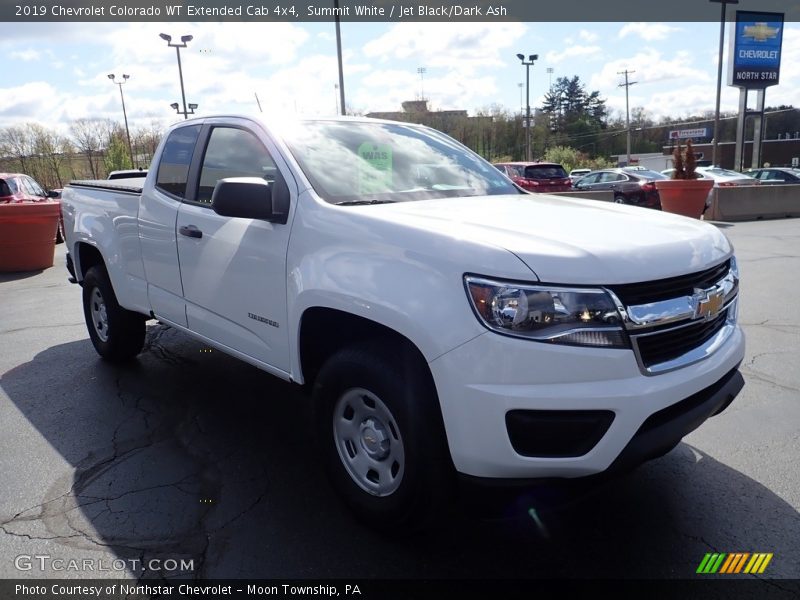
[697,553,773,574]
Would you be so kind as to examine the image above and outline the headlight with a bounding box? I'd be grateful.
[464,275,629,348]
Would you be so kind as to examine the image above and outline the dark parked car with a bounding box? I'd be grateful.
[573,167,668,209]
[745,167,800,184]
[0,173,64,242]
[493,162,572,193]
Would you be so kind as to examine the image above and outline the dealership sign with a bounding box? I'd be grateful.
[669,128,709,140]
[729,11,784,89]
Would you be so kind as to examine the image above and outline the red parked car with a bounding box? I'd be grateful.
[0,173,64,242]
[493,162,572,193]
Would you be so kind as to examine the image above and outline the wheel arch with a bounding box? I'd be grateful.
[75,242,106,282]
[297,307,435,392]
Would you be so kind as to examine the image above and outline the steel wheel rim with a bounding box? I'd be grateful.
[90,287,109,342]
[333,387,405,497]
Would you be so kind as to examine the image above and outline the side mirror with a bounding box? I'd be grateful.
[46,190,60,198]
[211,177,286,223]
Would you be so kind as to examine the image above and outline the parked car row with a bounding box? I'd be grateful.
[493,162,572,193]
[744,167,800,184]
[573,168,668,209]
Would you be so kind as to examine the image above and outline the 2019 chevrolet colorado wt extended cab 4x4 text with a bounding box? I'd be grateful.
[61,115,744,531]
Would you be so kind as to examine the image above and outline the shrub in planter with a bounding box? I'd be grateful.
[655,140,713,218]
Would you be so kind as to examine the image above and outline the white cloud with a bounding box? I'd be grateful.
[10,49,40,61]
[578,30,599,43]
[544,46,603,65]
[590,49,711,92]
[362,22,527,71]
[618,23,682,42]
[356,22,527,113]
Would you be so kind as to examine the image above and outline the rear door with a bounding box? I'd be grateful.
[175,119,294,373]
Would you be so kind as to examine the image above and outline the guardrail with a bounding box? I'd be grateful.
[706,185,800,222]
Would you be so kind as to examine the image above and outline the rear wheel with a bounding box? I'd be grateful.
[614,195,626,204]
[314,341,453,533]
[82,266,145,362]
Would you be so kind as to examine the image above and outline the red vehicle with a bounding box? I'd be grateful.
[0,173,64,242]
[493,162,572,193]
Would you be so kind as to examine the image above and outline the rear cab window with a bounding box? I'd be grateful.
[156,125,202,199]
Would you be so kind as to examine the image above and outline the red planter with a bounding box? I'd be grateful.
[0,201,61,272]
[655,179,714,219]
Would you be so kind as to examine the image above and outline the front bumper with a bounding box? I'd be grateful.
[429,324,745,479]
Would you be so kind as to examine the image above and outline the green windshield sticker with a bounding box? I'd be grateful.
[357,142,392,194]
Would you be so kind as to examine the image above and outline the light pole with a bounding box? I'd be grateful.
[160,33,194,119]
[516,53,538,161]
[107,74,134,168]
[711,0,738,167]
[546,67,554,90]
[170,102,198,118]
[417,67,427,101]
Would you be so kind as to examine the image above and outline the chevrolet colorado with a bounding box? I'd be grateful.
[61,116,745,530]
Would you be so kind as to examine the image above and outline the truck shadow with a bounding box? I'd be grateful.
[2,324,798,579]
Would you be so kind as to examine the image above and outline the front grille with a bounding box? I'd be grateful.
[634,309,729,368]
[609,259,730,305]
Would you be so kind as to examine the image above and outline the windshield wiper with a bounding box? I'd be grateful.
[334,199,396,206]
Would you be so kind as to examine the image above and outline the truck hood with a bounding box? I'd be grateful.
[370,194,732,284]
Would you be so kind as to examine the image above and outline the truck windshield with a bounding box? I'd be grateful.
[281,120,519,204]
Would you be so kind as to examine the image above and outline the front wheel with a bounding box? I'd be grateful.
[314,342,453,533]
[82,266,146,362]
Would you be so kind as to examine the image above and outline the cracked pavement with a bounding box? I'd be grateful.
[0,219,798,581]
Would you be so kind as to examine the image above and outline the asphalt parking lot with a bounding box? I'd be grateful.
[0,219,798,584]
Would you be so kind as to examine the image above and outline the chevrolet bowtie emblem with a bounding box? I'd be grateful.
[694,288,725,321]
[742,23,781,43]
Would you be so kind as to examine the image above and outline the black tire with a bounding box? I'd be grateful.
[55,217,65,244]
[82,266,146,362]
[314,341,454,533]
[614,195,626,204]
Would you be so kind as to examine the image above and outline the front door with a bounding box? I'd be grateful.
[176,121,293,373]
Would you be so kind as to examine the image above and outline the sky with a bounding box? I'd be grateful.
[1,20,798,134]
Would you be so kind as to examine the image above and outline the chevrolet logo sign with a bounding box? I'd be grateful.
[694,288,725,321]
[742,23,781,43]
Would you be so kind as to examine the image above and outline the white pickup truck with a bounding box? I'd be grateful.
[62,115,744,531]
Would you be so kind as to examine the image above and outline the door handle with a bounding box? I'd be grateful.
[179,225,203,239]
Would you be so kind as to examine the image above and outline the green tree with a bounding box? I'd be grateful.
[540,76,608,157]
[103,132,132,173]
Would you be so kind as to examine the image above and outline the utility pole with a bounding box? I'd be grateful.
[618,69,637,165]
[334,0,346,116]
[710,0,738,167]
